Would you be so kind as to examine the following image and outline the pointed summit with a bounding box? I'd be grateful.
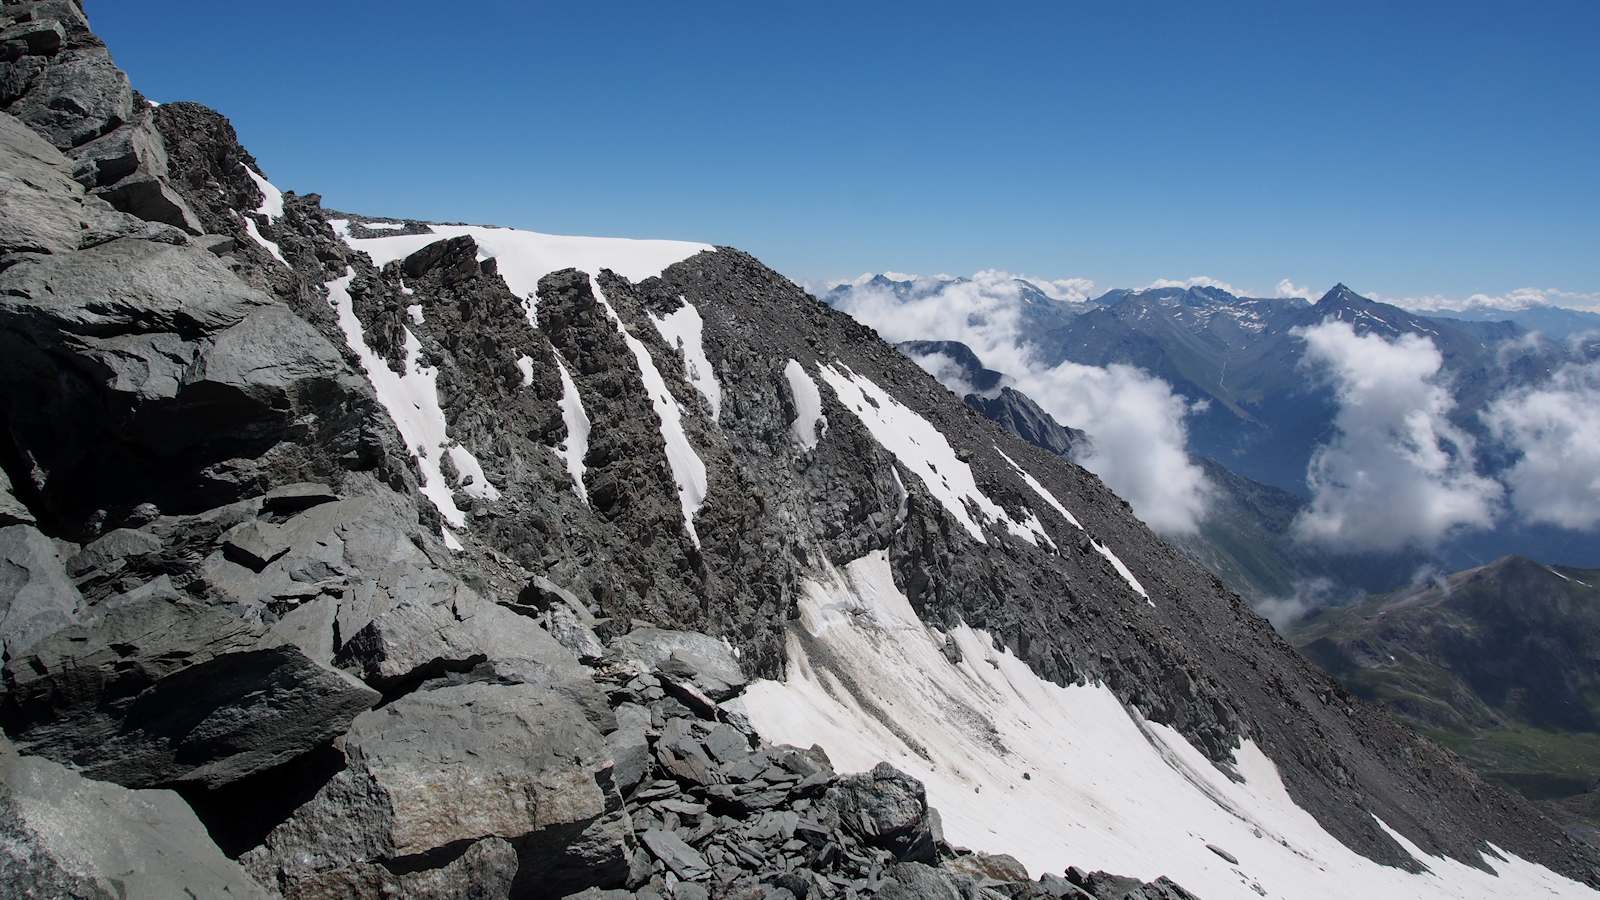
[1317,283,1365,305]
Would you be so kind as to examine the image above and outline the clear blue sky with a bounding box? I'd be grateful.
[95,1,1597,297]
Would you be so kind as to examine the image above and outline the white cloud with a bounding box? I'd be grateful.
[1143,275,1243,295]
[1482,362,1600,531]
[1020,275,1097,303]
[1378,287,1600,313]
[1256,577,1339,629]
[830,272,1212,534]
[1291,321,1502,553]
[1276,278,1317,301]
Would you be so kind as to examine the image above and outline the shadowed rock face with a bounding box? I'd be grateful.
[0,2,1597,897]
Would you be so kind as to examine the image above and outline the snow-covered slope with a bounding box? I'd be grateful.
[732,551,1594,900]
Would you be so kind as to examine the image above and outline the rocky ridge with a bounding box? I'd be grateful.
[0,2,1597,898]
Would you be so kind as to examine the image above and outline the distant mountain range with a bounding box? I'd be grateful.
[1290,556,1600,845]
[832,277,1600,593]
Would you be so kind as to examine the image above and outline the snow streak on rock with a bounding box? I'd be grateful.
[1093,540,1149,603]
[784,359,827,451]
[244,166,284,220]
[649,296,721,421]
[998,447,1147,603]
[325,268,493,528]
[733,551,1594,900]
[818,363,1044,545]
[552,353,592,505]
[997,448,1084,530]
[592,276,706,546]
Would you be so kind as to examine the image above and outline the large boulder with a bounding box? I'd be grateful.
[0,237,352,529]
[0,738,271,898]
[823,762,938,863]
[243,682,631,898]
[1,596,377,789]
[609,626,748,701]
[0,523,79,660]
[3,46,131,149]
[0,110,81,259]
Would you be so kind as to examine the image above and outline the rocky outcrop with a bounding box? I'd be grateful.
[0,736,270,899]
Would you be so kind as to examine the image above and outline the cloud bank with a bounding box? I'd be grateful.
[1482,362,1600,531]
[1291,321,1503,553]
[829,272,1212,534]
[1378,287,1600,313]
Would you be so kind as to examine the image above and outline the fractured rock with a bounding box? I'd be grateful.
[0,738,271,898]
[244,682,630,896]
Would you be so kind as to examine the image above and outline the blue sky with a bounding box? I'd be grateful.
[96,1,1597,300]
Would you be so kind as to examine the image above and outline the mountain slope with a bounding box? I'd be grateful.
[1292,557,1600,839]
[0,4,1596,898]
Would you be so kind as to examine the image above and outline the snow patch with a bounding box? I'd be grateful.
[441,528,463,552]
[361,221,405,230]
[406,304,424,325]
[243,166,284,221]
[325,268,495,527]
[336,223,712,308]
[516,355,534,387]
[818,363,1042,545]
[552,353,591,504]
[592,277,704,542]
[648,296,722,421]
[784,359,827,451]
[241,215,287,266]
[732,550,1594,900]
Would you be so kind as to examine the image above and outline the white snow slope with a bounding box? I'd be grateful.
[731,551,1594,900]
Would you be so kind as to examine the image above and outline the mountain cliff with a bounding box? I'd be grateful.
[1,3,1597,898]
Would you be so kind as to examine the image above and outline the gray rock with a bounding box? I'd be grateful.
[223,519,290,571]
[6,48,133,149]
[0,110,82,258]
[611,626,748,701]
[946,850,1030,883]
[877,862,968,900]
[0,466,32,526]
[1205,843,1238,865]
[608,702,653,797]
[3,596,376,788]
[91,170,203,233]
[244,682,629,895]
[825,763,936,863]
[0,523,79,659]
[547,597,607,661]
[68,112,167,189]
[639,828,710,881]
[336,582,582,690]
[0,741,271,898]
[0,18,65,55]
[263,481,339,513]
[266,837,518,900]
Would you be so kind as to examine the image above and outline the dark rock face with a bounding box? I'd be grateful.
[0,4,1594,898]
[0,737,271,899]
